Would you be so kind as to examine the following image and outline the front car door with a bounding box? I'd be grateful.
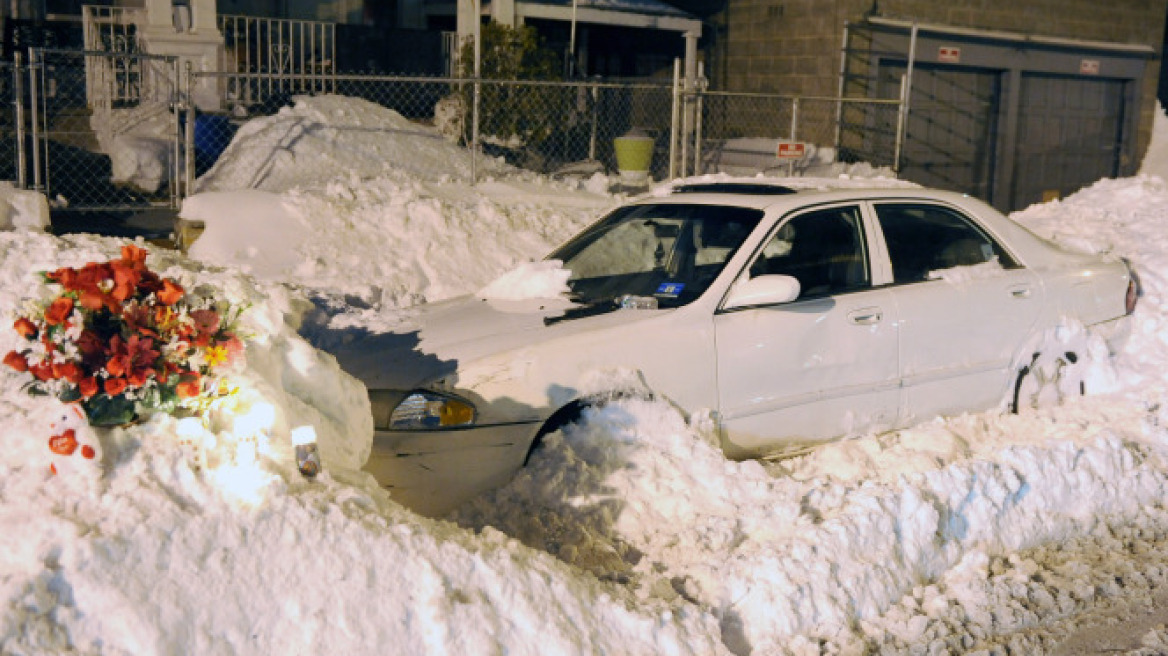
[869,201,1043,425]
[714,204,900,458]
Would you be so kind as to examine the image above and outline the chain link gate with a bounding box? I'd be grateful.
[25,48,183,213]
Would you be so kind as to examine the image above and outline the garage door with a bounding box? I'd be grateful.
[1010,74,1125,209]
[881,63,1000,200]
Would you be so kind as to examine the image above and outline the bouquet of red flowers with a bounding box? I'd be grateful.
[3,245,244,426]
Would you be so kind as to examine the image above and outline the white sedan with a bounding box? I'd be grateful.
[333,182,1139,515]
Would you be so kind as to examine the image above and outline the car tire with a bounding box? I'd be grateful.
[1010,350,1086,414]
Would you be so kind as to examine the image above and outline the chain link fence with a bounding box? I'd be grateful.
[3,53,904,211]
[20,48,182,212]
[690,90,902,176]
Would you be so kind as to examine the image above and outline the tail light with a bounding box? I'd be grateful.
[1123,258,1141,315]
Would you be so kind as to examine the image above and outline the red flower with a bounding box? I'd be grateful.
[48,429,78,455]
[44,297,74,326]
[13,317,37,339]
[46,266,78,290]
[31,362,54,381]
[81,445,96,459]
[78,377,98,398]
[3,350,28,372]
[104,377,128,396]
[157,279,184,305]
[52,361,83,384]
[76,329,104,359]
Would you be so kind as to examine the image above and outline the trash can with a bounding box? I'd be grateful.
[613,130,655,186]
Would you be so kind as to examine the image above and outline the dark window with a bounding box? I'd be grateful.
[874,203,1019,284]
[748,206,870,299]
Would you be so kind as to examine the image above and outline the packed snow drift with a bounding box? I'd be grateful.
[7,94,1168,655]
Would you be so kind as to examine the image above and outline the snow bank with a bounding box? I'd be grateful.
[195,95,512,193]
[0,232,723,655]
[0,181,50,231]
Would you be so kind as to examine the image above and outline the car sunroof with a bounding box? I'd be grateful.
[670,183,799,195]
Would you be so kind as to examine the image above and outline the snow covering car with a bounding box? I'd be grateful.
[333,181,1139,516]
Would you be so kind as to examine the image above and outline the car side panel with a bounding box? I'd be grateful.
[714,288,901,457]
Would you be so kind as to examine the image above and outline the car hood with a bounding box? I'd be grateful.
[329,294,666,390]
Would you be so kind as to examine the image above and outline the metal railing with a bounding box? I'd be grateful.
[218,14,336,110]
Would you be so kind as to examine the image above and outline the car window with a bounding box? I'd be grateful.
[549,203,764,308]
[747,205,871,299]
[873,203,1020,284]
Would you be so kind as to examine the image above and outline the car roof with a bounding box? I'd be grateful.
[636,176,958,211]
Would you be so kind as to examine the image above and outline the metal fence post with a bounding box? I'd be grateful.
[693,63,704,176]
[588,82,598,161]
[669,58,680,180]
[185,62,195,199]
[13,52,26,189]
[789,96,799,176]
[28,48,42,192]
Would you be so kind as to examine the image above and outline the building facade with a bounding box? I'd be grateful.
[711,0,1168,211]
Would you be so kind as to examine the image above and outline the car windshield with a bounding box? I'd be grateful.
[548,203,764,309]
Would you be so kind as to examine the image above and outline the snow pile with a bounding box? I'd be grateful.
[195,95,512,193]
[478,259,572,300]
[0,181,50,231]
[0,232,724,655]
[14,91,1168,654]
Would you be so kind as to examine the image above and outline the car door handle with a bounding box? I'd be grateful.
[848,308,882,325]
[1009,285,1032,299]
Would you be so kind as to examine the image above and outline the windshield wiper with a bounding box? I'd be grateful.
[544,299,620,326]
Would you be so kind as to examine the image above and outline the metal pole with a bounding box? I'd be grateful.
[895,23,918,174]
[28,48,42,192]
[893,75,907,173]
[588,82,597,161]
[568,0,578,78]
[471,0,481,184]
[834,23,850,151]
[789,97,798,177]
[14,51,26,189]
[184,61,195,200]
[669,58,680,180]
[694,62,704,176]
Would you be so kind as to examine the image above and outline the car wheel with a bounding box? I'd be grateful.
[1010,350,1086,414]
[523,400,589,465]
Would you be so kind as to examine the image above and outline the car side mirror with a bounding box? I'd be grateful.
[723,274,801,310]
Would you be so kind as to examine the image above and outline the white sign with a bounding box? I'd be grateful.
[776,141,806,159]
[938,46,961,63]
[1080,59,1100,75]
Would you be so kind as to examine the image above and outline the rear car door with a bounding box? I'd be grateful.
[870,202,1043,425]
[713,204,900,457]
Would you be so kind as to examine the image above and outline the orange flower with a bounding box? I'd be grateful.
[13,317,37,339]
[157,279,184,305]
[48,429,78,455]
[176,372,202,398]
[44,296,74,326]
[120,244,149,270]
[104,377,128,396]
[2,350,27,372]
[78,376,98,398]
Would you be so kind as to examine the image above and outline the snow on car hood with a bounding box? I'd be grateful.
[327,294,663,390]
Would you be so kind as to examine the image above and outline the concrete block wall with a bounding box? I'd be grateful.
[720,0,1167,169]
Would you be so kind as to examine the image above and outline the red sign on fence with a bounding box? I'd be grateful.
[776,141,806,159]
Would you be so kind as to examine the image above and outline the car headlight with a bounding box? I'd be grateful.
[376,390,476,430]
